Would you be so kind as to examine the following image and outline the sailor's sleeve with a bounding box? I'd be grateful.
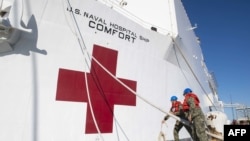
[187,97,196,116]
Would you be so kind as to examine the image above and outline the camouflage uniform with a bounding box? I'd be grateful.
[163,101,194,141]
[184,94,208,141]
[173,116,194,141]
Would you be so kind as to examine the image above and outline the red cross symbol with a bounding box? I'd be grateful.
[56,45,137,134]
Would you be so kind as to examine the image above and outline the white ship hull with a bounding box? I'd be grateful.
[0,0,226,140]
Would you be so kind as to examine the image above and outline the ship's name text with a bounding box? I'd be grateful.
[67,7,137,43]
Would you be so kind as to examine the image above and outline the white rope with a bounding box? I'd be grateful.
[158,131,166,141]
[92,57,167,114]
[63,0,105,140]
[91,56,192,127]
[87,37,218,123]
[91,56,196,129]
[84,70,105,141]
[158,123,167,141]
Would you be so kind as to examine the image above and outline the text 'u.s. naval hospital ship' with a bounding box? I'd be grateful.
[0,0,228,140]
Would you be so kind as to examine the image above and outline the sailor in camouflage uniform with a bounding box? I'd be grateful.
[162,96,194,141]
[182,88,208,141]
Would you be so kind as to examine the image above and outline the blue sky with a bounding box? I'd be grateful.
[182,0,250,120]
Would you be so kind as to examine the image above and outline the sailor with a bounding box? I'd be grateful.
[162,95,194,141]
[182,88,208,141]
